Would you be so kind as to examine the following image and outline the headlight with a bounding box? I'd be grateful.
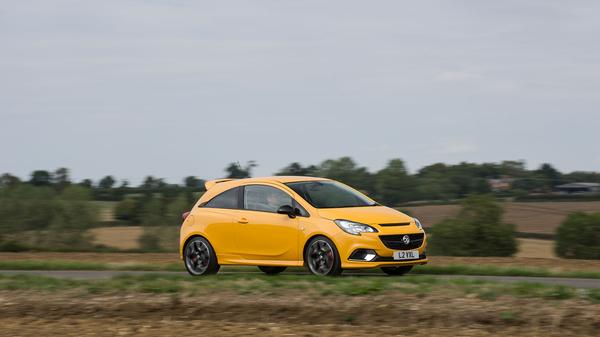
[334,219,378,235]
[414,218,424,231]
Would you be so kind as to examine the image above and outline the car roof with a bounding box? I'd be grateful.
[258,176,328,183]
[218,176,329,186]
[199,176,330,204]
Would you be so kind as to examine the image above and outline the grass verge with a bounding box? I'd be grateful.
[1,259,599,279]
[0,273,598,303]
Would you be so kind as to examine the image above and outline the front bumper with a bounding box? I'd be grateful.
[333,231,428,269]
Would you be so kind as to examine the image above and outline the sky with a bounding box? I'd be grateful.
[2,1,599,184]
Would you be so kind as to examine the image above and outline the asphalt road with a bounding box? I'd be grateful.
[1,269,599,288]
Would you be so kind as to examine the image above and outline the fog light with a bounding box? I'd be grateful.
[349,249,377,261]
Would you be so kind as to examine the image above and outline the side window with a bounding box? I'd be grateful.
[244,185,292,213]
[203,187,240,209]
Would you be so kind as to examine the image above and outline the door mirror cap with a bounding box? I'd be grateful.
[277,205,296,218]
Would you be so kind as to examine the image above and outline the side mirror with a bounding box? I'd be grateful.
[277,205,296,218]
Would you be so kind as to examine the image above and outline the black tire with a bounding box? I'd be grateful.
[381,265,413,276]
[183,236,220,276]
[305,236,342,276]
[258,266,287,275]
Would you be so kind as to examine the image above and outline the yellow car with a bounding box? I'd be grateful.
[180,176,427,276]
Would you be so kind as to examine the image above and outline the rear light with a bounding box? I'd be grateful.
[182,211,191,220]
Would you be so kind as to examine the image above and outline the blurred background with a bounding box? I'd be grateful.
[1,158,599,258]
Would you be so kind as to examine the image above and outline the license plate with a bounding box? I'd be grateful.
[393,250,419,260]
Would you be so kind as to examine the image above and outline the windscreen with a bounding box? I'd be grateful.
[285,181,376,209]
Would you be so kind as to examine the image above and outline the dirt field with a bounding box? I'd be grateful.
[516,239,556,258]
[1,289,598,336]
[89,226,144,250]
[404,201,600,234]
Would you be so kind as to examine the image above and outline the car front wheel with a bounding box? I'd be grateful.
[305,236,342,276]
[184,237,220,276]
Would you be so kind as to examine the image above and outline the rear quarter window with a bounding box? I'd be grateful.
[202,187,240,209]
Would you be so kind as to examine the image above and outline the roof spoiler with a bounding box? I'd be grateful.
[205,179,236,190]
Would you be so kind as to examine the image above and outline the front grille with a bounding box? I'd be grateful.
[378,222,410,227]
[379,233,424,250]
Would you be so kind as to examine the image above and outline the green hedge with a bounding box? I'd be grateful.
[555,213,600,259]
[428,195,517,256]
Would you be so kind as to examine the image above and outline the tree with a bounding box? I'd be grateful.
[98,175,116,189]
[499,160,527,177]
[317,157,374,194]
[562,171,600,184]
[536,163,562,191]
[165,194,191,226]
[416,164,459,200]
[375,159,416,206]
[53,167,71,191]
[114,198,141,224]
[276,162,318,176]
[428,195,517,256]
[555,212,600,259]
[60,185,92,201]
[0,173,21,188]
[141,196,166,226]
[29,170,52,186]
[79,179,93,188]
[141,176,166,189]
[184,176,202,188]
[225,161,256,179]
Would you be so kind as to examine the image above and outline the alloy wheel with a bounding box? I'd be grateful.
[185,239,211,275]
[307,239,335,275]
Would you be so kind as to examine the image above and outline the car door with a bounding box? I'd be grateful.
[234,184,299,262]
[199,186,244,255]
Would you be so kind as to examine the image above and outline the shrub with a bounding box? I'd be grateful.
[165,195,192,226]
[428,195,517,256]
[138,227,178,252]
[114,198,142,224]
[138,228,162,251]
[0,239,28,252]
[555,212,600,259]
[0,185,98,251]
[141,196,167,226]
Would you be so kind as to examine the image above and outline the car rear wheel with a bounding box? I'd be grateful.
[381,265,413,276]
[184,237,220,276]
[305,236,342,276]
[258,266,287,275]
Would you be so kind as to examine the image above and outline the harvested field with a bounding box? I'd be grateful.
[404,201,600,234]
[1,289,599,337]
[89,226,143,250]
[516,239,556,259]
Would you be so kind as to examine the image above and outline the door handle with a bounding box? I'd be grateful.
[238,217,249,224]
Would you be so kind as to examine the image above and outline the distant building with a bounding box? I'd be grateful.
[488,176,515,191]
[555,182,600,195]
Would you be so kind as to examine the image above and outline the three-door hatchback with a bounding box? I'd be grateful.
[180,176,428,276]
